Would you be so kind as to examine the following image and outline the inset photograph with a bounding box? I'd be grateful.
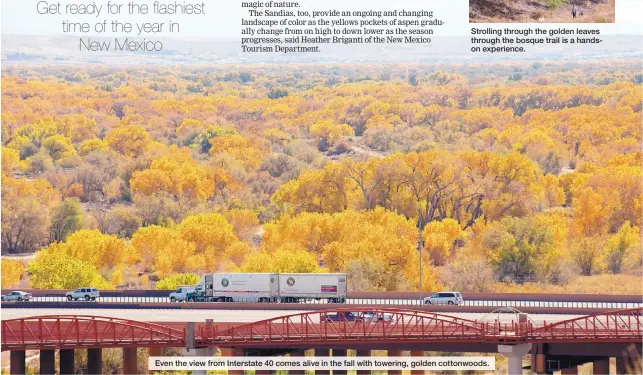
[469,0,616,23]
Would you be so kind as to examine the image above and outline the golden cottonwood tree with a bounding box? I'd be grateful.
[27,251,113,289]
[131,226,197,276]
[130,146,215,201]
[39,230,131,271]
[1,260,24,288]
[2,175,60,254]
[105,125,152,157]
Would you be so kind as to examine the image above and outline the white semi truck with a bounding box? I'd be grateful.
[185,273,347,303]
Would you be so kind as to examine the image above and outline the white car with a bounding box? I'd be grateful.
[169,286,195,302]
[66,287,100,301]
[1,291,32,302]
[423,292,464,305]
[362,311,395,323]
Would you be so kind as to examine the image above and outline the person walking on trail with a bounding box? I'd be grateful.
[572,3,577,18]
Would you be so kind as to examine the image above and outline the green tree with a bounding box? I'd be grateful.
[485,216,563,283]
[50,198,83,242]
[192,126,238,153]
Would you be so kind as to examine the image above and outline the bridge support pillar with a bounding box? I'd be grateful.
[355,349,371,375]
[615,357,627,375]
[10,350,26,375]
[289,350,306,375]
[87,348,103,375]
[592,358,609,375]
[40,349,55,375]
[531,353,546,374]
[123,347,138,375]
[148,347,163,374]
[498,343,532,375]
[561,366,578,375]
[60,349,75,375]
[387,350,403,375]
[315,349,330,375]
[410,351,424,375]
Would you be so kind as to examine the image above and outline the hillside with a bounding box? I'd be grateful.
[470,0,616,23]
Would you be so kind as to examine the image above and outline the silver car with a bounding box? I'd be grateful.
[1,291,32,302]
[423,292,464,305]
[66,287,100,301]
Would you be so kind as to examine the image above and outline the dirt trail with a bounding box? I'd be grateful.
[470,0,615,23]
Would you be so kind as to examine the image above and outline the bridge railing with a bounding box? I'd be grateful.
[2,289,641,303]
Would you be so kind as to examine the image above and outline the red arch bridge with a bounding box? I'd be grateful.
[2,307,642,375]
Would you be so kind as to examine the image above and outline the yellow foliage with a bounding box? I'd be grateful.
[130,146,215,200]
[309,120,354,145]
[240,245,321,273]
[261,208,440,291]
[571,187,608,237]
[78,138,108,156]
[131,226,197,276]
[105,125,151,157]
[176,118,206,136]
[55,114,97,143]
[1,147,20,175]
[27,250,113,289]
[111,267,124,286]
[140,274,150,289]
[1,260,24,288]
[2,175,60,253]
[422,219,464,266]
[42,134,77,160]
[223,209,260,241]
[43,230,128,270]
[177,213,240,253]
[541,174,565,208]
[209,134,267,171]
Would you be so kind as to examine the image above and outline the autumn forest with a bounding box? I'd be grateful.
[1,60,641,293]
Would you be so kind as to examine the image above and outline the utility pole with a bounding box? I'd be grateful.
[417,204,424,302]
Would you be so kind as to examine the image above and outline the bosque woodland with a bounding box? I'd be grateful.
[1,60,641,293]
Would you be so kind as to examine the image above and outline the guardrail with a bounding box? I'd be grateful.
[0,301,633,316]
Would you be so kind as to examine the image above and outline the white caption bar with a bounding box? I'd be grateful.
[149,356,495,371]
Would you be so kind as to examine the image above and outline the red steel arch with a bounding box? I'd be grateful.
[198,308,501,347]
[524,307,643,343]
[1,315,186,351]
[2,308,642,351]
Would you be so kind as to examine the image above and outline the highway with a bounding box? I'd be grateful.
[0,307,586,324]
[3,297,641,309]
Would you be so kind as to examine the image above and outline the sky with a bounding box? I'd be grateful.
[2,0,643,39]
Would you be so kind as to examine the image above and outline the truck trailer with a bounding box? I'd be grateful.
[184,273,347,303]
[189,273,279,302]
[279,273,347,303]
